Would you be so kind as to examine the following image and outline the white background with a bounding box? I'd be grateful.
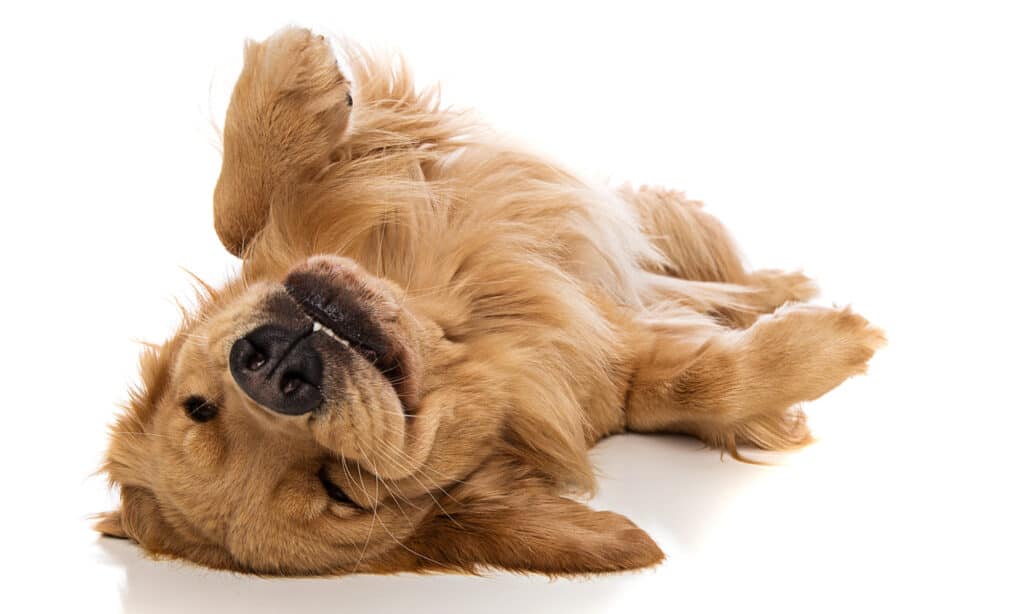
[2,1,1022,612]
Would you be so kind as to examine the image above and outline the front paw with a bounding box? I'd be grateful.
[254,28,352,144]
[215,28,353,255]
[226,27,352,175]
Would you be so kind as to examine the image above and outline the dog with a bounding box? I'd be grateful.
[95,27,884,576]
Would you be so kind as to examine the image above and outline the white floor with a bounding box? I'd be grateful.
[44,361,1021,614]
[2,3,1021,613]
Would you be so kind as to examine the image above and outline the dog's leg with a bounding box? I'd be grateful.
[214,28,352,257]
[623,186,817,326]
[625,304,884,459]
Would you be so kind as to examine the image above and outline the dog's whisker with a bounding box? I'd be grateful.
[344,446,379,574]
[369,438,467,526]
[354,440,452,571]
[353,441,420,523]
[112,431,178,442]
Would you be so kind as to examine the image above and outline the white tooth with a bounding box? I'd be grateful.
[312,318,350,347]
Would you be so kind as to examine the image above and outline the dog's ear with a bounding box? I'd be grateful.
[93,487,239,570]
[93,510,129,539]
[375,458,664,575]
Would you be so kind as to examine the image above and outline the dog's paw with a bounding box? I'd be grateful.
[711,305,882,457]
[749,269,820,307]
[229,27,353,169]
[755,304,886,402]
[215,28,354,255]
[257,28,351,114]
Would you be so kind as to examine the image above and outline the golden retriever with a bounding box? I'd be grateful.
[96,27,884,576]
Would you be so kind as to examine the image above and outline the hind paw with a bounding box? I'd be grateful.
[755,304,886,402]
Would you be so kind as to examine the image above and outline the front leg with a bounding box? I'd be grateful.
[214,27,352,256]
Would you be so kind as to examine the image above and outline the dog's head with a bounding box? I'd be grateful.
[97,254,662,575]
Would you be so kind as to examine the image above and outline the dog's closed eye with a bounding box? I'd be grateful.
[318,466,358,507]
[182,395,218,422]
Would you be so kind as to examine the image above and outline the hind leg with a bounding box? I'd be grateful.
[625,304,885,459]
[622,185,816,326]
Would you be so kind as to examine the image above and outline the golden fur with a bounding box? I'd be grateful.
[96,28,884,576]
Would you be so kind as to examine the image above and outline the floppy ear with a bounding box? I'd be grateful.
[93,488,239,570]
[93,510,129,539]
[376,459,664,575]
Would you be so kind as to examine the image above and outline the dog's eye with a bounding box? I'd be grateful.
[318,466,357,507]
[345,91,353,107]
[183,395,218,422]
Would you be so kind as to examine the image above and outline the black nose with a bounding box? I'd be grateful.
[229,325,323,415]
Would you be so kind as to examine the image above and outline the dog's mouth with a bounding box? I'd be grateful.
[310,320,349,347]
[282,265,410,411]
[297,300,386,368]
